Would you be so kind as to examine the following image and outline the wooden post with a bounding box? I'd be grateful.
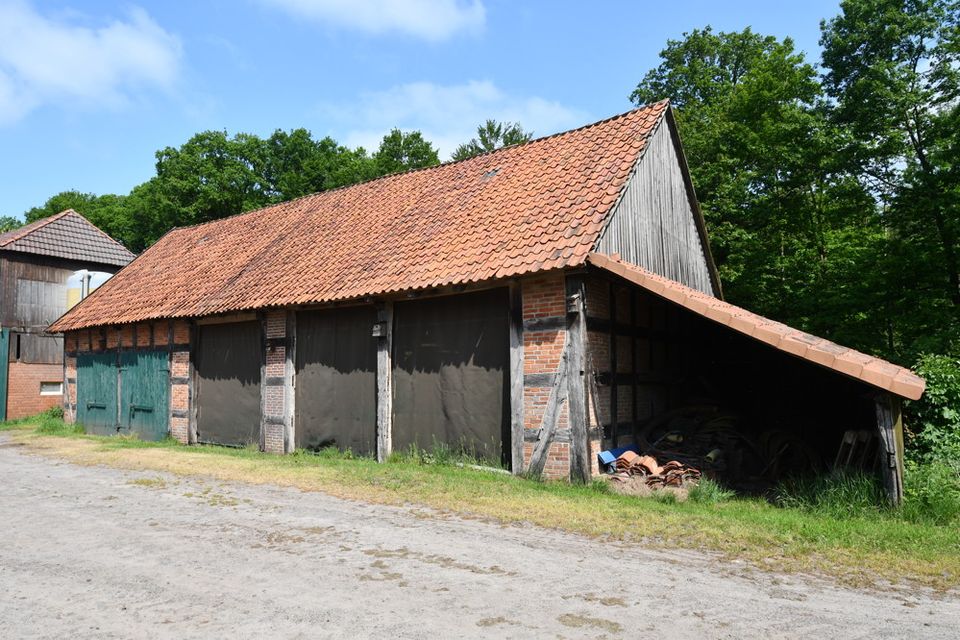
[609,282,618,448]
[630,289,638,437]
[566,276,591,483]
[284,311,296,454]
[875,393,904,506]
[187,320,198,445]
[258,314,267,452]
[508,282,525,473]
[376,302,394,463]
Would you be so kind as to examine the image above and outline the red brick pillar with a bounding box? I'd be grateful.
[170,320,192,443]
[261,311,289,453]
[521,274,571,479]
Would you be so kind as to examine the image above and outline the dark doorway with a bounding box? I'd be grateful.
[196,320,261,446]
[392,288,510,465]
[295,306,377,455]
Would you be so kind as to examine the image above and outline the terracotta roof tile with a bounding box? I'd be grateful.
[586,253,925,401]
[50,102,669,332]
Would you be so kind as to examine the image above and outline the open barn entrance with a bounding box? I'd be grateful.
[585,269,902,496]
[196,320,261,446]
[392,288,511,466]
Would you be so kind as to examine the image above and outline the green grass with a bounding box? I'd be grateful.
[0,406,81,434]
[3,414,959,590]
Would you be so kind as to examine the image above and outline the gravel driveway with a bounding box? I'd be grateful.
[1,436,957,639]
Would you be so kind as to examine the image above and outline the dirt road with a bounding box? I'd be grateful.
[0,437,956,639]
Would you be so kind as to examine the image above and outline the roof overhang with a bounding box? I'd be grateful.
[586,252,924,401]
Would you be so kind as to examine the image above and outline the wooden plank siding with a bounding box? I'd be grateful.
[596,118,716,296]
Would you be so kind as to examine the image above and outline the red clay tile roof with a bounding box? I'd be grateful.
[50,102,670,332]
[587,253,925,400]
[0,209,134,267]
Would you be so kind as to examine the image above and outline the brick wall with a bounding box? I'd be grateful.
[169,322,191,444]
[520,274,571,479]
[6,362,63,419]
[262,310,287,453]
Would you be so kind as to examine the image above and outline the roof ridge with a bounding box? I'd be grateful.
[65,210,135,258]
[160,100,672,238]
[0,208,74,247]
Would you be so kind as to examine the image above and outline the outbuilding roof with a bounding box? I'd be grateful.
[50,101,670,332]
[587,253,925,400]
[0,209,134,268]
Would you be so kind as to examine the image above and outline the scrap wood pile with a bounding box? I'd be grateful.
[599,405,824,492]
[608,451,702,489]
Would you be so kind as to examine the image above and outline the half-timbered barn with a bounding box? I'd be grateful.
[49,101,924,501]
[1,210,133,420]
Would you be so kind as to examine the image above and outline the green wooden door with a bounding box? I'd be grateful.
[120,350,169,441]
[77,352,119,434]
[0,328,8,422]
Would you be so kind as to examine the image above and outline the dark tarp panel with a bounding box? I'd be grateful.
[295,306,377,455]
[196,320,261,446]
[392,288,510,465]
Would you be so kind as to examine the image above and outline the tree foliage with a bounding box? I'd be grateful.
[0,216,21,233]
[821,0,960,355]
[451,119,533,161]
[373,129,440,175]
[632,27,884,354]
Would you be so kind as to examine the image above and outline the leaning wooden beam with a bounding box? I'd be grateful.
[566,276,591,483]
[509,282,525,474]
[526,355,569,478]
[376,302,393,463]
[874,393,904,506]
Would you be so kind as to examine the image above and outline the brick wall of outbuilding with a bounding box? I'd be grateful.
[5,362,63,419]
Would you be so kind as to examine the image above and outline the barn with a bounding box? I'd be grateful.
[0,210,133,420]
[48,101,923,502]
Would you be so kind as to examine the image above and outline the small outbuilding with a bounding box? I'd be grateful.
[49,101,923,502]
[1,210,133,420]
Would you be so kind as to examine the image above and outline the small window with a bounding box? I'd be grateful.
[40,381,63,396]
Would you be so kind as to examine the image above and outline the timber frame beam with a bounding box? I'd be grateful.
[375,302,393,463]
[566,276,591,483]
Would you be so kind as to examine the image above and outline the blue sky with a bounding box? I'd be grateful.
[0,0,843,220]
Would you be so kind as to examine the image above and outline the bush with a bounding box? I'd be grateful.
[905,354,960,464]
[901,458,960,525]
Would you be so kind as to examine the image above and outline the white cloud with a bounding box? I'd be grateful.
[318,80,587,158]
[0,1,182,124]
[261,0,485,41]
